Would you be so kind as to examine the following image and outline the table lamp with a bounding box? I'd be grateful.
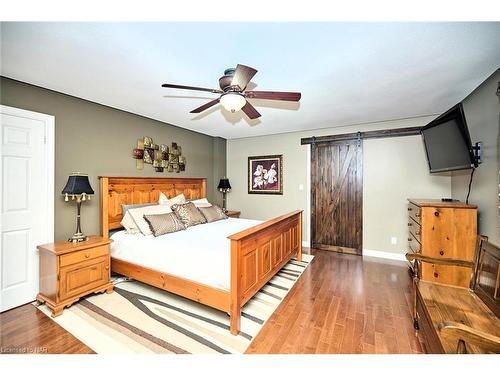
[62,172,94,242]
[217,178,231,212]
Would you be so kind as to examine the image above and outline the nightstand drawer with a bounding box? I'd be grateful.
[59,256,110,300]
[60,244,109,267]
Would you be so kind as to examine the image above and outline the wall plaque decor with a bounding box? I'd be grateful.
[248,154,283,195]
[132,137,186,173]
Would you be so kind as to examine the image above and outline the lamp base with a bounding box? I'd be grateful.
[68,233,88,243]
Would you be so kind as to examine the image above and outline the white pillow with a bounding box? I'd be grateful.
[120,211,141,234]
[190,198,212,208]
[158,192,186,206]
[127,205,173,235]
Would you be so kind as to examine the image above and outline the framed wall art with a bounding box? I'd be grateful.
[248,154,283,195]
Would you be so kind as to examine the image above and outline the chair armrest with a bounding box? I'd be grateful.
[439,321,500,353]
[405,253,474,268]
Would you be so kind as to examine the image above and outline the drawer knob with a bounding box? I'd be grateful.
[105,265,109,270]
[408,222,412,227]
[85,253,90,258]
[408,238,412,242]
[434,211,440,217]
[415,213,421,218]
[434,272,439,278]
[439,250,444,256]
[408,207,413,211]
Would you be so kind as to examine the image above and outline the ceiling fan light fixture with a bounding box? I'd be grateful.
[220,92,246,113]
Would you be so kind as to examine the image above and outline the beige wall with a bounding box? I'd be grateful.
[227,116,452,255]
[363,136,450,253]
[451,69,500,246]
[0,77,227,241]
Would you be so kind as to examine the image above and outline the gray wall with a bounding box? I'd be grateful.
[227,116,452,255]
[0,77,227,241]
[211,136,227,207]
[451,68,500,246]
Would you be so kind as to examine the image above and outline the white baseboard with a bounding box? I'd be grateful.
[362,248,406,262]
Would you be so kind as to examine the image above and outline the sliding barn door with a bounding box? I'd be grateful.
[311,139,363,255]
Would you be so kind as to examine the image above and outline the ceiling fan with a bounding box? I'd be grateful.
[161,64,301,119]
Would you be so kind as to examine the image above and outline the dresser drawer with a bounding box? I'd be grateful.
[408,234,421,253]
[407,203,421,225]
[59,256,110,300]
[408,220,421,243]
[59,245,109,267]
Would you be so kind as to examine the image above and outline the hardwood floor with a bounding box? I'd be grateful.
[0,249,423,354]
[0,303,93,354]
[246,249,424,354]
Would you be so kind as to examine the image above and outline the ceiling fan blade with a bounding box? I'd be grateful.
[189,98,220,113]
[231,64,258,90]
[162,83,222,94]
[245,90,301,102]
[241,101,261,119]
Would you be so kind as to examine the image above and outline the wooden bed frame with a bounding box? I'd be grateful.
[99,176,302,335]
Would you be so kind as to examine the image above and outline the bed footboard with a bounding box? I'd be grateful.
[228,210,303,334]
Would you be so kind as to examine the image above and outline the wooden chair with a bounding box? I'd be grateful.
[406,235,500,353]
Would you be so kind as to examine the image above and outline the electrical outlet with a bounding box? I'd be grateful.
[390,237,397,245]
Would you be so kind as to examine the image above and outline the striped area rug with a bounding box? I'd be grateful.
[36,254,313,354]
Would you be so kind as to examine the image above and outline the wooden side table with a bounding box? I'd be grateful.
[226,210,241,218]
[36,236,113,317]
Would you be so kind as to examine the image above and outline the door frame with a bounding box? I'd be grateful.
[0,105,55,309]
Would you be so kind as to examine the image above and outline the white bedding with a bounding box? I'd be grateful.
[110,217,262,291]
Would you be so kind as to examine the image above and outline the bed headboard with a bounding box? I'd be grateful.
[99,176,207,237]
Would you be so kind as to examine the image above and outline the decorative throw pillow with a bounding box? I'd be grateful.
[171,202,207,227]
[189,198,212,208]
[120,211,141,234]
[143,212,186,237]
[158,192,186,206]
[127,204,173,235]
[198,205,228,223]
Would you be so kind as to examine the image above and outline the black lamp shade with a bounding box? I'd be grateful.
[217,178,231,190]
[62,173,94,195]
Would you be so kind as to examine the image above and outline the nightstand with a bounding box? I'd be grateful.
[36,236,113,317]
[226,210,241,218]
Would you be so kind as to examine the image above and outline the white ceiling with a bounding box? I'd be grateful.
[1,22,499,139]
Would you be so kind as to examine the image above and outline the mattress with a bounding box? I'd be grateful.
[110,217,262,291]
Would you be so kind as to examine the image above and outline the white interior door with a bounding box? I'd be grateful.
[0,105,54,312]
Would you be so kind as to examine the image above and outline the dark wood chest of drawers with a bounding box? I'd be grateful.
[407,199,477,287]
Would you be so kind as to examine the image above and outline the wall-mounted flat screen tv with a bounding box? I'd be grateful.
[421,103,476,173]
